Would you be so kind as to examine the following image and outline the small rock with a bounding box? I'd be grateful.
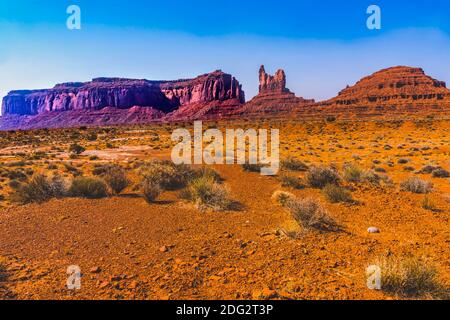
[367,227,380,233]
[90,266,101,273]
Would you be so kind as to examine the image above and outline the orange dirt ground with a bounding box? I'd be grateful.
[0,119,448,300]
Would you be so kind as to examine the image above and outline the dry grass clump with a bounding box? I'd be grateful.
[271,190,296,206]
[281,157,308,171]
[306,166,341,188]
[432,168,449,178]
[181,176,232,212]
[97,165,130,195]
[279,174,305,189]
[142,179,162,203]
[242,163,264,173]
[400,177,433,194]
[287,197,338,231]
[139,161,193,191]
[69,176,108,199]
[68,143,85,155]
[374,256,447,298]
[273,191,338,232]
[343,164,363,183]
[422,196,437,211]
[11,173,67,204]
[322,183,353,203]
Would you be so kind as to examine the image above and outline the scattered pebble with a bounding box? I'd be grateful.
[367,227,380,233]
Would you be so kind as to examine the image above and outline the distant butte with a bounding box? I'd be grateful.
[1,65,449,130]
[234,65,315,116]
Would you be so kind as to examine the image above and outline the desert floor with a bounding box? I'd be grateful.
[0,119,449,300]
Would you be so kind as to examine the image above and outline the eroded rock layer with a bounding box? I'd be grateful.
[2,71,244,116]
[309,66,450,118]
[234,65,314,116]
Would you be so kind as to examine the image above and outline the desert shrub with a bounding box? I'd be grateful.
[191,167,222,183]
[322,184,353,203]
[343,164,363,183]
[69,176,108,199]
[375,256,446,298]
[242,163,264,173]
[432,168,449,178]
[6,169,27,180]
[139,161,193,191]
[86,133,98,141]
[361,170,381,185]
[422,196,437,211]
[101,165,130,195]
[64,163,81,176]
[271,190,296,206]
[306,166,340,188]
[142,179,162,203]
[69,143,85,155]
[397,158,410,164]
[281,157,308,171]
[8,180,21,190]
[181,176,231,211]
[47,163,58,170]
[285,197,338,231]
[400,177,433,194]
[279,175,305,189]
[12,174,67,204]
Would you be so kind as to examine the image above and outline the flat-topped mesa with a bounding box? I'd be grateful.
[1,70,245,116]
[306,66,450,118]
[327,66,449,106]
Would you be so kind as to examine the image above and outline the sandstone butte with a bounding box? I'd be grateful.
[1,65,449,130]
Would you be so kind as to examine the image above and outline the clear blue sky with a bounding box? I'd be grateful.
[1,0,450,105]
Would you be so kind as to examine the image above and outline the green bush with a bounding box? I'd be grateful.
[69,176,108,199]
[306,166,341,189]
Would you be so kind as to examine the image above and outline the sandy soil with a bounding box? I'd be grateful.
[0,119,448,300]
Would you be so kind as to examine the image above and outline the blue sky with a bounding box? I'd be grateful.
[1,0,450,105]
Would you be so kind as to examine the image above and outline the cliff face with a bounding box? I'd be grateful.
[1,65,450,130]
[1,71,245,116]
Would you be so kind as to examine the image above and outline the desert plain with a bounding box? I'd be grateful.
[0,118,448,300]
